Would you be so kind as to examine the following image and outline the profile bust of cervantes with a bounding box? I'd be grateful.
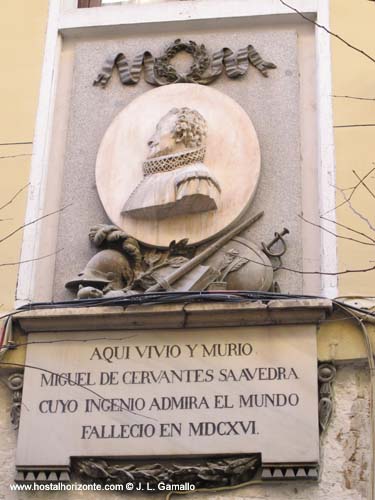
[122,107,221,219]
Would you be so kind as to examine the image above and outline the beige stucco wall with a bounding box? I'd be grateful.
[330,0,375,296]
[0,0,48,312]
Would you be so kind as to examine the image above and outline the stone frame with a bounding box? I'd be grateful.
[15,0,336,308]
[13,298,331,483]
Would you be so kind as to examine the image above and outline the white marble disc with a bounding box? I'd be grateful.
[96,84,261,247]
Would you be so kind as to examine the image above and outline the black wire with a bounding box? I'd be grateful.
[15,290,319,312]
[0,360,156,421]
[12,290,375,324]
[332,299,375,318]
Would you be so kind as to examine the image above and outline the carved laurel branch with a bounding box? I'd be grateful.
[75,455,260,489]
[94,39,276,88]
[318,363,336,433]
[154,40,211,83]
[6,372,24,429]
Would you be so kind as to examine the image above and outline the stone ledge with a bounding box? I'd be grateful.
[15,299,332,333]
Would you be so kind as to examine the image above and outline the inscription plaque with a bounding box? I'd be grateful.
[16,325,319,469]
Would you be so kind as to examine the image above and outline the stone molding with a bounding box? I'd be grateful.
[318,362,336,433]
[15,299,332,333]
[5,373,24,429]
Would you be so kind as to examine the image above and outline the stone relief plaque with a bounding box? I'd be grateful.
[96,83,261,247]
[16,325,319,472]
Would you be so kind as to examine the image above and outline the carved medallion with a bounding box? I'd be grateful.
[96,84,261,247]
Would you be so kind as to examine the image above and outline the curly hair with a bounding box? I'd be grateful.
[169,107,207,149]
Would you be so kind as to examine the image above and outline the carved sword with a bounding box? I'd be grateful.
[146,211,264,292]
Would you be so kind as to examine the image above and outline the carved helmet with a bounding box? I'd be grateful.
[65,249,133,291]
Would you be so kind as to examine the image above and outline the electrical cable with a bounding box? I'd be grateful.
[0,360,156,421]
[11,290,375,326]
[332,299,375,319]
[165,478,263,500]
[0,290,371,356]
[0,314,359,354]
[14,290,324,312]
[0,290,371,357]
[2,291,316,358]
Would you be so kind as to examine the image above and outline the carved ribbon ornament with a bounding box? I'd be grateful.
[94,39,276,88]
